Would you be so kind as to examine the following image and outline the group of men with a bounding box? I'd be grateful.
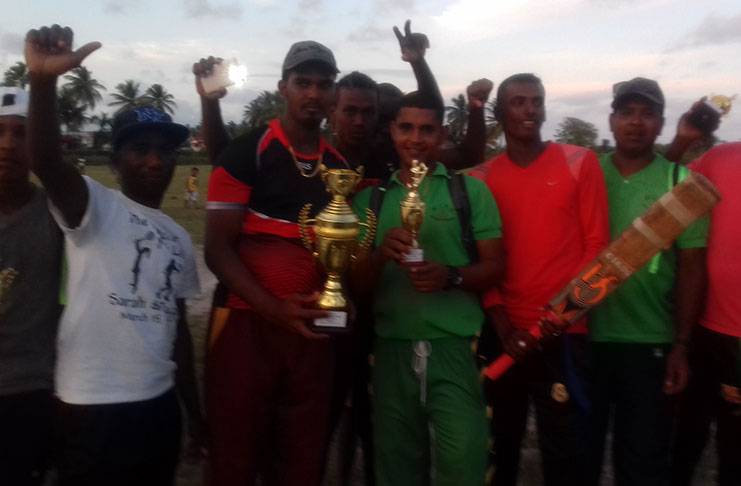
[1,20,739,486]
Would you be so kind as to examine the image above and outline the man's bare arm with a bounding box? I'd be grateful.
[665,98,719,163]
[25,25,100,228]
[205,209,329,338]
[193,57,231,163]
[664,247,707,394]
[393,20,444,110]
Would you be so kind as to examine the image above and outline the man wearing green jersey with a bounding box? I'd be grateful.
[585,78,708,486]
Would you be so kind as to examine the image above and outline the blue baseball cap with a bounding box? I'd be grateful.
[112,106,189,151]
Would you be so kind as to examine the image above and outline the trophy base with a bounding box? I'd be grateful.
[310,311,349,334]
[403,248,424,265]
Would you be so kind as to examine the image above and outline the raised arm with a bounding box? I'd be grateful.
[193,56,231,163]
[393,20,443,109]
[25,24,101,229]
[439,78,493,170]
[665,98,721,164]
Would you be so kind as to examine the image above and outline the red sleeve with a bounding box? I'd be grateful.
[575,151,610,270]
[207,166,251,206]
[468,160,492,181]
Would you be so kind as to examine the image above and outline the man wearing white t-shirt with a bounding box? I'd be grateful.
[26,25,204,485]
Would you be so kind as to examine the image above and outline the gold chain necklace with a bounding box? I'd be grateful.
[288,145,323,178]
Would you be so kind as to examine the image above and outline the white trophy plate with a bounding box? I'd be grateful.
[314,311,347,329]
[404,248,424,264]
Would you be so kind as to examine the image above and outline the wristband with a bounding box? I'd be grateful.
[444,266,463,289]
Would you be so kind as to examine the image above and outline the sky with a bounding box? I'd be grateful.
[2,0,740,144]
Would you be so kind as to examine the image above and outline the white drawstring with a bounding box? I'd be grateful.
[412,340,432,406]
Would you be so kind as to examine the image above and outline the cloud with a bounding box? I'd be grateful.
[670,13,741,50]
[103,1,126,14]
[181,0,243,19]
[432,0,580,43]
[0,33,23,55]
[299,0,322,11]
[348,25,389,43]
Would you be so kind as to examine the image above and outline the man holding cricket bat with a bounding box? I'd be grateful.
[470,73,610,486]
[585,78,708,486]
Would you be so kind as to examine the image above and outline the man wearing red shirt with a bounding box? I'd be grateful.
[670,142,741,486]
[470,73,609,486]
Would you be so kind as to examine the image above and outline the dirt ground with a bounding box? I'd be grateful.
[177,246,719,486]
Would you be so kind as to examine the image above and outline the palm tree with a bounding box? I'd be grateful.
[446,94,468,145]
[90,112,113,132]
[1,62,29,89]
[242,91,284,129]
[57,86,87,133]
[484,100,503,155]
[109,80,142,113]
[143,84,177,114]
[63,67,106,110]
[89,112,113,149]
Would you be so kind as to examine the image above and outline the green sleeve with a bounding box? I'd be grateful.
[677,213,708,249]
[464,175,502,241]
[351,187,374,240]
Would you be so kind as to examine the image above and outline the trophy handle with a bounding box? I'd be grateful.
[298,203,318,256]
[356,209,377,256]
[320,164,330,190]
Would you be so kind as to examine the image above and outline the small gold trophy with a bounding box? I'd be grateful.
[298,165,376,332]
[400,159,428,264]
[688,94,736,133]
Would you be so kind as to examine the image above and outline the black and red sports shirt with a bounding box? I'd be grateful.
[207,118,349,239]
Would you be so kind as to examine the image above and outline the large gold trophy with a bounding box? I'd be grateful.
[298,165,376,332]
[400,159,428,264]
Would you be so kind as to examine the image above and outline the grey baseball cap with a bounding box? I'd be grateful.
[612,77,665,112]
[282,40,339,74]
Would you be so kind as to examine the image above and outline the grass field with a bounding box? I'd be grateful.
[83,164,212,245]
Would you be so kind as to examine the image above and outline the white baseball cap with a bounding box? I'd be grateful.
[0,87,28,117]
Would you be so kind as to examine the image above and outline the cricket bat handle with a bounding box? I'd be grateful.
[484,325,543,380]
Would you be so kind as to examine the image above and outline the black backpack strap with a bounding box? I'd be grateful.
[447,169,478,262]
[369,185,387,218]
[673,160,680,186]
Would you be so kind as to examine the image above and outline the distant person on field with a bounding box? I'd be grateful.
[185,166,199,208]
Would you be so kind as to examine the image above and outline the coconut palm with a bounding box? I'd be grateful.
[89,112,113,148]
[90,112,113,132]
[243,91,284,129]
[446,94,468,145]
[57,86,87,133]
[109,80,142,113]
[63,67,106,111]
[1,62,29,89]
[143,84,177,114]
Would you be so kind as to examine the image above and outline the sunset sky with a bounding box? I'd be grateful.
[3,0,740,143]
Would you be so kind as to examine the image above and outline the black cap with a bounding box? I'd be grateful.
[612,77,665,112]
[112,107,190,151]
[282,41,339,74]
